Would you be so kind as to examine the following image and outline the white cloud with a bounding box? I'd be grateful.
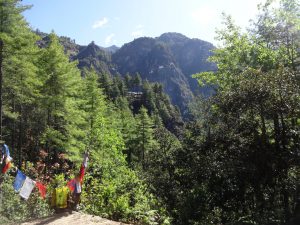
[92,17,108,29]
[191,6,218,26]
[105,33,115,45]
[131,24,144,39]
[131,30,144,38]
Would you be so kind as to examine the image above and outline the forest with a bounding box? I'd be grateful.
[0,0,299,225]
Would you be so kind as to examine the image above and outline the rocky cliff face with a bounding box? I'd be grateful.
[112,33,216,111]
[157,33,216,94]
[73,41,115,76]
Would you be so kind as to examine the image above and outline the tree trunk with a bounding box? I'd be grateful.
[0,40,3,142]
[259,103,267,147]
[11,96,16,154]
[18,105,23,168]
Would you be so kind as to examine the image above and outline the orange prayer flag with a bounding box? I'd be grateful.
[2,161,12,174]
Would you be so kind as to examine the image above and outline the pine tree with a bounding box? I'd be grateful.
[37,33,84,161]
[0,0,41,165]
[134,106,157,169]
[114,97,137,166]
[0,0,29,141]
[81,70,106,156]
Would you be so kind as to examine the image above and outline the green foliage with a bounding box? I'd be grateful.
[0,174,53,224]
[0,1,172,225]
[2,0,299,225]
[79,94,170,224]
[189,1,300,224]
[82,165,169,224]
[37,33,85,161]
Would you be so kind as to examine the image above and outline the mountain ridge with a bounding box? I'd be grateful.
[38,31,216,112]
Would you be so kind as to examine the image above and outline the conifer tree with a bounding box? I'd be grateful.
[0,0,29,141]
[134,106,157,168]
[114,97,137,166]
[37,33,83,161]
[0,0,40,165]
[81,70,106,157]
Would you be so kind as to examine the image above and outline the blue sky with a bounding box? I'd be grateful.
[22,0,265,47]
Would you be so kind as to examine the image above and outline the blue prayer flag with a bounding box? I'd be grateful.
[1,144,10,157]
[14,170,26,192]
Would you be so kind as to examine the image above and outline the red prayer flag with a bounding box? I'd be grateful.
[2,161,12,174]
[67,178,76,192]
[79,164,85,183]
[36,182,47,199]
[2,156,12,174]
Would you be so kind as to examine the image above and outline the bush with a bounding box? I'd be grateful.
[0,173,53,224]
[81,164,170,225]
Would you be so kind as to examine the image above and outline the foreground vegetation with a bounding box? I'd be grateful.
[0,0,299,225]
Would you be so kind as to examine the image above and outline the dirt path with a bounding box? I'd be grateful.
[20,212,129,225]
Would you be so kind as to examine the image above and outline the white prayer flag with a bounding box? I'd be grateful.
[19,177,36,200]
[83,153,88,168]
[75,181,82,193]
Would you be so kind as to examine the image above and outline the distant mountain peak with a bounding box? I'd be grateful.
[89,41,97,46]
[157,32,189,42]
[76,41,103,59]
[103,45,119,53]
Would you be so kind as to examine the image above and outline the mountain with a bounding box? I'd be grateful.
[112,33,216,111]
[38,32,216,112]
[102,45,119,53]
[157,33,216,93]
[112,37,192,111]
[73,41,116,75]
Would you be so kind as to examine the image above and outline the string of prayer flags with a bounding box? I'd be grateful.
[1,144,88,205]
[36,182,47,199]
[13,170,26,192]
[19,177,36,200]
[13,168,47,200]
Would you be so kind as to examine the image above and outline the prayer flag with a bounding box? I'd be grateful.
[36,182,47,199]
[19,177,36,200]
[2,162,11,174]
[2,156,12,174]
[55,187,69,208]
[82,153,88,168]
[13,170,26,192]
[67,178,76,192]
[1,144,10,158]
[75,181,81,193]
[79,164,85,183]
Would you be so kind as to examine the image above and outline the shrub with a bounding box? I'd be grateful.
[0,173,53,224]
